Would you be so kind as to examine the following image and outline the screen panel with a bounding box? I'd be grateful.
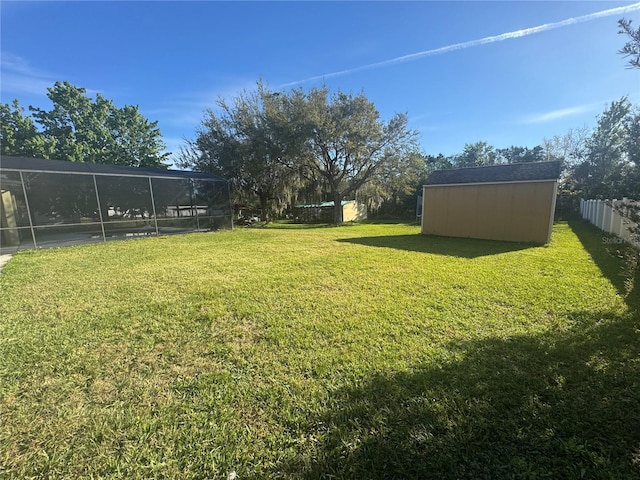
[23,172,100,226]
[152,178,195,220]
[95,175,154,222]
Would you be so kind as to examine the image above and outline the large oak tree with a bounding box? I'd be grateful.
[182,82,417,223]
[179,83,303,221]
[293,87,417,223]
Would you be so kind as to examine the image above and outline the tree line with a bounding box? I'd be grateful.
[177,85,638,222]
[2,18,638,223]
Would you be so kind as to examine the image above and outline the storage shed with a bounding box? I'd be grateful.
[0,156,232,254]
[421,161,561,244]
[294,200,367,223]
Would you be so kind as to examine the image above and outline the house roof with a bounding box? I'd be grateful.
[423,161,561,186]
[0,156,227,182]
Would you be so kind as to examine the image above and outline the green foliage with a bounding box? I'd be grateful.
[445,143,547,172]
[180,82,303,221]
[182,82,418,223]
[0,99,54,158]
[104,104,171,168]
[571,98,637,199]
[2,81,169,168]
[362,150,427,217]
[425,152,453,172]
[496,145,545,164]
[618,18,640,69]
[622,107,640,198]
[452,141,498,167]
[561,21,640,201]
[297,87,418,222]
[0,223,637,478]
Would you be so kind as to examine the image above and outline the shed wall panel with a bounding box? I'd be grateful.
[342,201,367,222]
[421,181,556,244]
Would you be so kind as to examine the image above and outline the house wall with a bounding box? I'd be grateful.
[421,180,557,244]
[343,201,367,222]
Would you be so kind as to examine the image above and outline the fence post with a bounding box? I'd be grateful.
[584,199,588,221]
[612,199,624,236]
[598,200,606,230]
[603,200,612,233]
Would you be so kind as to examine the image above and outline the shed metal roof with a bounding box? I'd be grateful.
[0,156,226,182]
[423,161,561,186]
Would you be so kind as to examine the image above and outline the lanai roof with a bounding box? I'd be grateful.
[0,156,226,181]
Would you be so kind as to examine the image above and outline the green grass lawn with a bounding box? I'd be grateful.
[1,221,638,479]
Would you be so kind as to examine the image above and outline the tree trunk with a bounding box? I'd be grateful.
[259,193,270,223]
[333,190,343,224]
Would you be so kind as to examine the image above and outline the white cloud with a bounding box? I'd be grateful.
[0,52,103,98]
[2,52,48,77]
[521,103,600,124]
[0,73,54,97]
[281,2,640,86]
[0,52,58,96]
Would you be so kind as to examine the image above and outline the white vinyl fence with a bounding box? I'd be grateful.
[580,198,640,247]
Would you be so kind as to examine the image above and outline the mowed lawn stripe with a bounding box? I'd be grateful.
[0,221,637,479]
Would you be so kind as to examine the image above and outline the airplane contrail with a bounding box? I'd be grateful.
[281,2,640,87]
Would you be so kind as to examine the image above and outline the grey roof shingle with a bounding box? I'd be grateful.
[424,161,561,186]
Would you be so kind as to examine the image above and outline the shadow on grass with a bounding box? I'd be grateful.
[261,222,344,230]
[569,220,640,311]
[283,309,640,479]
[337,234,536,259]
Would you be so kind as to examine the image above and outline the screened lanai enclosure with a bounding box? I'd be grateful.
[0,156,232,254]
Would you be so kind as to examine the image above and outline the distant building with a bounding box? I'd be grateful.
[294,200,367,223]
[421,161,561,244]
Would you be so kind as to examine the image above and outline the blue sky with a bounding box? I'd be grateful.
[2,1,639,165]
